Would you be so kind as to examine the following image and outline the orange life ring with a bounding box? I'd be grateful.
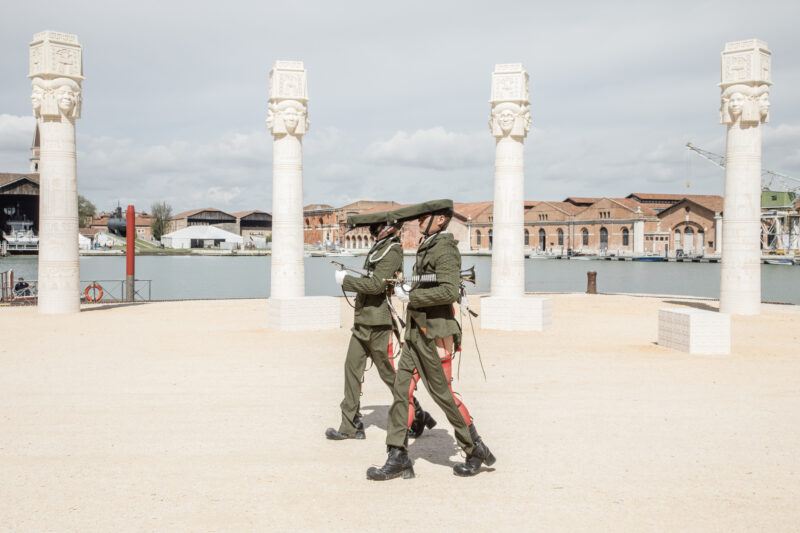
[84,283,104,303]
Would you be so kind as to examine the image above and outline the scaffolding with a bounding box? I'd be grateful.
[686,143,800,255]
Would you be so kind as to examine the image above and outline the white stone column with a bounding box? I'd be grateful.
[481,64,550,331]
[29,31,83,314]
[633,217,644,256]
[714,213,723,254]
[265,61,339,330]
[719,40,771,316]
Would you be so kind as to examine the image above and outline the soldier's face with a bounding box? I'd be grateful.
[418,214,446,235]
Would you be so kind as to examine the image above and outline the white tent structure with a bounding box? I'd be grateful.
[161,225,243,250]
[78,233,92,250]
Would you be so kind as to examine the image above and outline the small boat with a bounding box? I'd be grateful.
[326,250,355,257]
[2,216,39,252]
[765,257,794,265]
[632,256,667,262]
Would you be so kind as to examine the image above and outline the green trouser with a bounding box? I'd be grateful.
[338,325,396,435]
[386,324,475,455]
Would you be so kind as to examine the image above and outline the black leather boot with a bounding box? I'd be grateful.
[453,424,496,477]
[325,416,365,440]
[408,398,437,438]
[366,446,415,481]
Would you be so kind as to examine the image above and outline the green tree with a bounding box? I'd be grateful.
[78,195,97,227]
[151,201,173,241]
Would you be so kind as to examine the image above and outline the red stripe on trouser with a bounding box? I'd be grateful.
[389,337,417,429]
[407,350,472,426]
[387,338,397,371]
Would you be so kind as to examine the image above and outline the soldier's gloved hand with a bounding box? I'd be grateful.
[334,270,347,286]
[394,284,410,303]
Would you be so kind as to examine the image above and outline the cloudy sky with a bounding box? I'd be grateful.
[1,0,798,213]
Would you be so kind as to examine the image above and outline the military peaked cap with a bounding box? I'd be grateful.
[346,199,454,229]
[387,199,454,224]
[346,209,394,229]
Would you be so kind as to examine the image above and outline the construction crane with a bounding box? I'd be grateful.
[686,142,800,254]
[685,142,800,193]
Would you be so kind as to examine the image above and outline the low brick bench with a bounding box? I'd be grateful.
[658,308,731,355]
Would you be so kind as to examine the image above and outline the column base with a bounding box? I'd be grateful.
[266,296,341,331]
[658,308,730,355]
[480,296,551,331]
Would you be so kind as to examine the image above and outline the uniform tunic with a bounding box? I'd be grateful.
[385,232,476,454]
[336,236,403,435]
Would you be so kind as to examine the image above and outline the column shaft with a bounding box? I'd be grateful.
[720,125,762,315]
[490,137,525,297]
[270,135,305,299]
[37,119,80,314]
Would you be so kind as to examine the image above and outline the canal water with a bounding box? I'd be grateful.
[1,255,799,304]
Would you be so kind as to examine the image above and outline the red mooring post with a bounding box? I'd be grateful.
[126,205,135,301]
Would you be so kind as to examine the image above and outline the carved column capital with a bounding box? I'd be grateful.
[489,63,530,140]
[719,40,771,126]
[267,61,309,139]
[267,99,309,138]
[489,101,531,139]
[31,77,82,120]
[29,32,83,121]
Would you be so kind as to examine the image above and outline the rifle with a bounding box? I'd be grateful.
[382,265,476,285]
[330,260,369,277]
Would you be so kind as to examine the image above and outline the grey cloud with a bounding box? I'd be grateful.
[1,0,799,210]
[365,127,492,171]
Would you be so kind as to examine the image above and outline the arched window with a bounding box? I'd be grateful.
[476,230,482,247]
[674,228,682,249]
[622,227,629,246]
[356,236,362,248]
[538,229,546,250]
[698,230,705,253]
[319,217,324,226]
[581,228,589,246]
[557,228,564,246]
[305,218,310,226]
[524,229,530,247]
[599,227,608,251]
[488,230,493,250]
[345,236,350,248]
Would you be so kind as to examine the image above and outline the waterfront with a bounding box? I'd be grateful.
[1,255,799,304]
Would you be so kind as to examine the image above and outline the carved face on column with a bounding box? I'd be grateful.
[282,108,300,133]
[754,85,770,122]
[497,109,515,133]
[728,92,746,118]
[56,86,77,114]
[267,100,308,137]
[721,84,754,125]
[490,102,531,139]
[31,78,46,117]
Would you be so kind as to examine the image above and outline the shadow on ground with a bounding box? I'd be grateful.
[663,300,719,312]
[360,405,389,431]
[361,404,462,468]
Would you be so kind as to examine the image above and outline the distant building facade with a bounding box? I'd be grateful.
[234,210,272,243]
[169,208,238,234]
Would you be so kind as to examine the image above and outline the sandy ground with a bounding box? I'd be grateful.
[1,294,799,532]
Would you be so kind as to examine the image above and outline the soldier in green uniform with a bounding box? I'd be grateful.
[325,210,436,441]
[366,200,495,480]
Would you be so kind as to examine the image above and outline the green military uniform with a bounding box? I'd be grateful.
[385,232,476,454]
[336,236,403,436]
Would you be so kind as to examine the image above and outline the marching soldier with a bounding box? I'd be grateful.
[325,210,436,441]
[366,199,495,480]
